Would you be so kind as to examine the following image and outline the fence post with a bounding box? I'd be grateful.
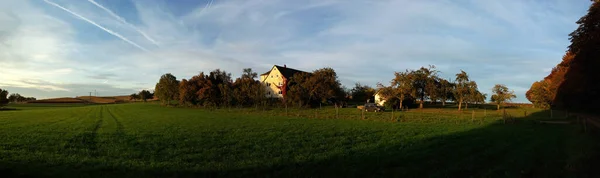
[391,109,395,122]
[336,105,339,119]
[503,108,506,124]
[361,108,365,120]
[471,110,474,123]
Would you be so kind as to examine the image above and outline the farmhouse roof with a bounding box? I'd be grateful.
[261,65,310,79]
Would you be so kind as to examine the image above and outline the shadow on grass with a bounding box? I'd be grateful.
[0,108,19,111]
[0,111,598,178]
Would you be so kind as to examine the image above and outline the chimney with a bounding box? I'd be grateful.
[284,64,286,68]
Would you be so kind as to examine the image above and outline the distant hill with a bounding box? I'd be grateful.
[75,96,125,104]
[28,97,90,104]
[28,95,134,104]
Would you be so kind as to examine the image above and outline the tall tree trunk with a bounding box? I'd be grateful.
[458,99,463,111]
[399,99,403,111]
[442,100,446,106]
[497,104,500,110]
[335,103,339,119]
[465,102,468,110]
[419,100,423,109]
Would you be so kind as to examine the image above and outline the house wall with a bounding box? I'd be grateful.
[374,93,386,106]
[261,66,284,98]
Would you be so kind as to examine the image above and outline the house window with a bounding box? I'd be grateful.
[271,75,273,78]
[279,82,282,85]
[267,83,271,86]
[278,91,282,94]
[277,75,279,77]
[268,92,271,95]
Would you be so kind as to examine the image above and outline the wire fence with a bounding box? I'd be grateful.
[214,106,574,124]
[203,105,600,129]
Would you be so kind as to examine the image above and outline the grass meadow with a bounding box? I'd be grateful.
[0,103,598,177]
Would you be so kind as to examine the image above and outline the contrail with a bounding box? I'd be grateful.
[198,0,214,14]
[42,0,149,52]
[87,0,159,46]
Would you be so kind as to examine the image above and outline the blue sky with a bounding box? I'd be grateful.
[0,0,591,102]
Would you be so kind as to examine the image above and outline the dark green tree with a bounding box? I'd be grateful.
[0,89,9,108]
[155,73,180,105]
[350,83,375,103]
[208,69,233,108]
[438,78,455,106]
[233,68,265,107]
[8,93,21,103]
[410,65,438,109]
[129,93,140,101]
[139,90,152,102]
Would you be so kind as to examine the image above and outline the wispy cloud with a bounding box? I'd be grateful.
[87,0,159,46]
[42,0,149,52]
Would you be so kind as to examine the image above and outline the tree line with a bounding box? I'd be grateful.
[526,52,572,109]
[129,90,154,102]
[151,68,345,108]
[0,88,37,108]
[527,1,600,112]
[151,66,515,111]
[373,66,514,111]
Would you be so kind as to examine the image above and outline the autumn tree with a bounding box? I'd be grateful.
[286,68,343,108]
[155,73,180,105]
[312,68,344,107]
[491,84,516,110]
[233,68,263,107]
[453,70,470,111]
[179,72,213,106]
[553,1,600,111]
[387,70,414,109]
[287,72,312,107]
[526,80,552,108]
[464,81,481,109]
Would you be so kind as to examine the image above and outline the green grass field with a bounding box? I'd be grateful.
[0,103,598,177]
